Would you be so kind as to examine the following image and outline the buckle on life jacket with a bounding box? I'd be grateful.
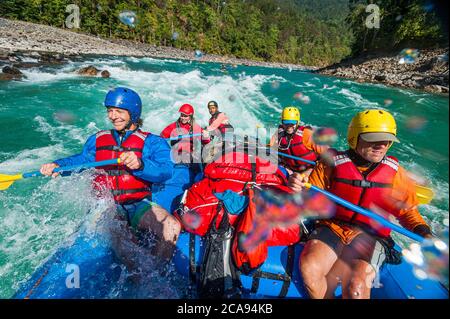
[107,169,130,176]
[335,178,392,189]
[356,180,373,188]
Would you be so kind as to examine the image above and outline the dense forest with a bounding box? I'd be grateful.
[0,0,447,66]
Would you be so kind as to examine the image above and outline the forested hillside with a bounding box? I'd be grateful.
[0,0,447,66]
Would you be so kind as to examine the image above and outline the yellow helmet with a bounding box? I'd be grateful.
[347,109,400,149]
[281,106,300,125]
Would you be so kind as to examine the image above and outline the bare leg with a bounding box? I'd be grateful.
[109,216,149,274]
[339,235,379,299]
[138,204,182,261]
[324,258,352,299]
[343,259,376,299]
[299,239,339,299]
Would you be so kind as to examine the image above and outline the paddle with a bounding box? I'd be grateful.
[248,127,435,204]
[274,149,434,205]
[304,183,425,243]
[0,158,120,191]
[415,184,435,205]
[165,133,202,141]
[276,151,316,166]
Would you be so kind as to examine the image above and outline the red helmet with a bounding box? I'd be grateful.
[179,104,194,116]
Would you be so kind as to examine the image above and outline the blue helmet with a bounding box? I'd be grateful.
[104,87,142,123]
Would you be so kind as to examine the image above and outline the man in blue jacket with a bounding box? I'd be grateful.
[40,87,181,260]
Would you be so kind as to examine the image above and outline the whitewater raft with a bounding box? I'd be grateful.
[13,207,448,299]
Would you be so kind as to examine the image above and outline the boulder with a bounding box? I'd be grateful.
[2,65,22,76]
[13,62,40,69]
[1,66,23,80]
[39,52,65,65]
[100,70,111,78]
[424,85,449,94]
[0,49,11,60]
[0,73,15,81]
[28,51,41,58]
[78,65,100,76]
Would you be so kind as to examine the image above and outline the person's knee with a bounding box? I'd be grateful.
[163,215,181,243]
[347,277,369,298]
[347,265,375,299]
[300,257,326,284]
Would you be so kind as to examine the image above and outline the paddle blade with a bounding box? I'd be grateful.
[0,174,23,190]
[416,184,434,205]
[0,180,15,190]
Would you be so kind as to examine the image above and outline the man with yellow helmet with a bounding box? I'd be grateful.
[270,106,329,176]
[288,109,432,299]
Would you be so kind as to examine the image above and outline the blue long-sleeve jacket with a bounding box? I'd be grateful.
[54,130,174,184]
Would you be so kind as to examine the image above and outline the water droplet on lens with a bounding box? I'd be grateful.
[398,48,419,64]
[414,268,428,280]
[118,10,137,27]
[384,99,393,106]
[271,80,280,90]
[312,127,338,146]
[194,50,203,59]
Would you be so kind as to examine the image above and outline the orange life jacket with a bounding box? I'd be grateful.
[278,125,318,172]
[329,151,401,238]
[94,129,152,204]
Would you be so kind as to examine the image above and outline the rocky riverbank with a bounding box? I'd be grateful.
[1,17,449,95]
[314,48,449,94]
[0,17,310,78]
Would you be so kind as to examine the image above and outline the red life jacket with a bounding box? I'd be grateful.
[278,125,318,172]
[329,151,401,238]
[174,151,289,236]
[94,129,152,204]
[174,120,193,150]
[209,112,234,135]
[161,120,205,164]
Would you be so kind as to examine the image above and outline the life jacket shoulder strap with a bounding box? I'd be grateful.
[381,156,399,171]
[295,129,304,137]
[333,152,353,166]
[96,130,111,139]
[132,130,149,142]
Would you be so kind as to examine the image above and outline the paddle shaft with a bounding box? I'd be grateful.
[276,151,316,166]
[306,183,425,243]
[22,159,120,179]
[165,133,202,141]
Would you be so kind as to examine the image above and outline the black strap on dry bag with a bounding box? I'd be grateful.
[198,205,242,299]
